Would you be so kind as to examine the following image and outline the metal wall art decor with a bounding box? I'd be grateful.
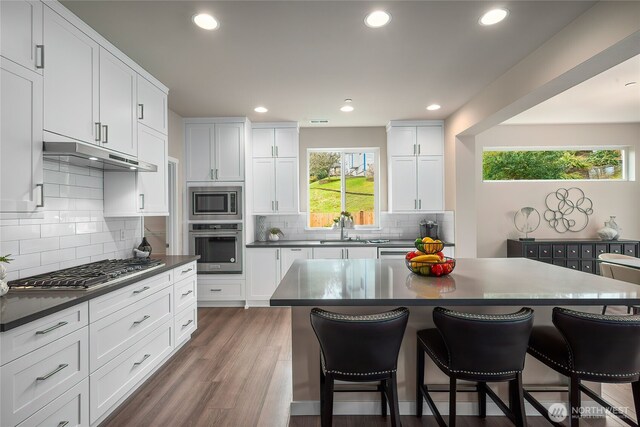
[544,187,593,233]
[513,207,541,241]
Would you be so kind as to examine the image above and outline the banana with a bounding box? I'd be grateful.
[412,254,441,263]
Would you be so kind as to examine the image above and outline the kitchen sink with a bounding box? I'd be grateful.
[318,239,382,245]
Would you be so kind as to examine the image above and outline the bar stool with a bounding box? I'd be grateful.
[416,307,535,427]
[310,307,409,427]
[526,307,640,427]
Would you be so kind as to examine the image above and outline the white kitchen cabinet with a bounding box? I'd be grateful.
[185,121,245,182]
[387,121,444,212]
[251,126,298,158]
[313,247,344,259]
[252,128,275,158]
[252,158,276,213]
[313,246,376,259]
[0,0,43,73]
[197,279,244,302]
[99,47,137,156]
[280,248,312,278]
[247,248,281,302]
[275,128,299,158]
[0,58,44,213]
[251,157,298,214]
[16,378,88,427]
[137,75,167,134]
[43,6,100,144]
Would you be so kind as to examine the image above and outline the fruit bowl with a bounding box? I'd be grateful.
[406,257,456,277]
[415,240,444,254]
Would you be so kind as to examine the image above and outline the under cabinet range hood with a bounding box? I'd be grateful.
[43,139,157,172]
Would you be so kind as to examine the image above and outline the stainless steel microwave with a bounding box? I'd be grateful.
[189,187,242,221]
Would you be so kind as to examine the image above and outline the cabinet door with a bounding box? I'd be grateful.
[247,248,280,300]
[313,247,344,259]
[137,75,167,134]
[252,128,274,158]
[416,125,443,155]
[1,0,43,73]
[137,126,168,215]
[185,123,214,181]
[99,47,137,156]
[280,248,311,278]
[389,157,417,212]
[387,126,416,156]
[417,156,444,211]
[215,123,244,181]
[345,247,377,259]
[1,59,43,213]
[275,157,298,213]
[43,7,99,144]
[252,158,275,214]
[274,127,298,158]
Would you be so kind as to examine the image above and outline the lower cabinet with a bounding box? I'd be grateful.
[197,278,245,301]
[175,304,197,346]
[17,378,89,427]
[246,247,312,304]
[312,246,378,259]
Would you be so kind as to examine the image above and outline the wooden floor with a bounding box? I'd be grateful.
[101,307,636,427]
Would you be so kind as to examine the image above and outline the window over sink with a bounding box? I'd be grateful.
[307,148,379,228]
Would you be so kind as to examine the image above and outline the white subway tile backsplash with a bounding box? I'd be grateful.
[78,244,104,257]
[59,257,92,269]
[41,223,76,237]
[10,253,41,270]
[20,263,59,278]
[41,248,76,265]
[90,231,114,245]
[0,240,19,255]
[102,242,118,253]
[45,197,75,211]
[76,199,103,210]
[20,237,60,254]
[1,225,41,241]
[76,222,101,234]
[59,234,91,248]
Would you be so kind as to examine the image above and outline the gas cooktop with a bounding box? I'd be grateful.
[8,258,165,291]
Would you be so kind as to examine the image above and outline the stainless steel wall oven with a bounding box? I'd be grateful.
[189,223,243,274]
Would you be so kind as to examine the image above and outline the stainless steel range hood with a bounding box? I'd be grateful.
[43,136,157,172]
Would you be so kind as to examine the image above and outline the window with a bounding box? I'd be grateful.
[482,147,626,181]
[308,149,379,228]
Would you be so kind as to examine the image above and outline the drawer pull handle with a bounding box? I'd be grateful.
[36,321,68,335]
[210,289,222,292]
[133,315,151,325]
[133,286,151,294]
[58,422,69,427]
[181,268,193,274]
[133,354,151,366]
[182,319,193,328]
[182,290,193,296]
[37,364,68,381]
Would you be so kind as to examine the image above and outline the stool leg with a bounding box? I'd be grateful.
[449,376,457,427]
[381,380,388,417]
[478,382,487,419]
[320,368,325,420]
[569,375,581,427]
[416,340,425,418]
[388,372,402,427]
[510,372,527,427]
[321,373,334,427]
[631,381,640,423]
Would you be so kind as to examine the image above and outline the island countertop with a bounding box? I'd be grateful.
[0,255,199,332]
[270,257,640,307]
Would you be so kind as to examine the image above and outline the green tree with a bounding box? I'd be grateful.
[483,151,566,180]
[309,152,340,180]
[587,150,621,167]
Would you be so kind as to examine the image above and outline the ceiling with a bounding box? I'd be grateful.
[504,54,640,125]
[62,1,596,127]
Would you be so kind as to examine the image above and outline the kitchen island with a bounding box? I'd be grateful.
[271,258,640,417]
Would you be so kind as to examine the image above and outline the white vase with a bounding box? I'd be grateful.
[268,234,280,241]
[0,264,6,281]
[0,280,8,297]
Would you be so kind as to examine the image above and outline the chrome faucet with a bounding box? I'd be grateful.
[340,214,348,240]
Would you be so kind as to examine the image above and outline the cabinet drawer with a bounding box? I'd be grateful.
[89,270,172,322]
[552,260,566,267]
[1,303,88,365]
[175,304,197,346]
[566,245,579,258]
[198,282,243,301]
[17,378,88,427]
[1,327,88,427]
[524,246,538,258]
[89,286,172,372]
[566,260,579,270]
[173,261,196,282]
[581,244,594,259]
[538,245,551,259]
[552,245,565,258]
[624,244,637,257]
[90,320,173,423]
[595,244,608,256]
[174,275,197,313]
[581,261,594,274]
[609,244,623,254]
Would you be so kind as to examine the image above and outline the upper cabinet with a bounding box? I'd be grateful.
[43,6,100,144]
[251,124,299,214]
[1,0,43,74]
[185,121,245,182]
[387,121,444,212]
[137,75,167,135]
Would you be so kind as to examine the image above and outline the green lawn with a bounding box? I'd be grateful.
[309,176,374,212]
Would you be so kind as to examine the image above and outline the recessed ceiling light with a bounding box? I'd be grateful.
[364,10,391,28]
[192,13,219,30]
[340,99,354,112]
[88,157,98,161]
[254,106,268,113]
[129,166,137,170]
[625,81,637,87]
[426,104,441,111]
[479,8,508,26]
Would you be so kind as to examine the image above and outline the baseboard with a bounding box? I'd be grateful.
[197,300,245,307]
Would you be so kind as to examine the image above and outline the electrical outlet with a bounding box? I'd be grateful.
[284,221,289,228]
[120,229,126,240]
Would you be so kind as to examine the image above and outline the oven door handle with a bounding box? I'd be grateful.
[189,233,241,238]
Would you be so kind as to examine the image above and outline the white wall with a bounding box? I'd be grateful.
[167,109,185,254]
[475,123,640,258]
[0,159,142,281]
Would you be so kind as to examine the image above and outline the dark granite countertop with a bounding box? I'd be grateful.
[0,255,199,332]
[247,239,455,248]
[270,258,640,307]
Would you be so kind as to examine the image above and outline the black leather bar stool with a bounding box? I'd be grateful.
[416,307,535,427]
[526,307,640,427]
[310,307,409,427]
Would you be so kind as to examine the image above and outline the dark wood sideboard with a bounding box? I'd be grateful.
[507,239,640,275]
